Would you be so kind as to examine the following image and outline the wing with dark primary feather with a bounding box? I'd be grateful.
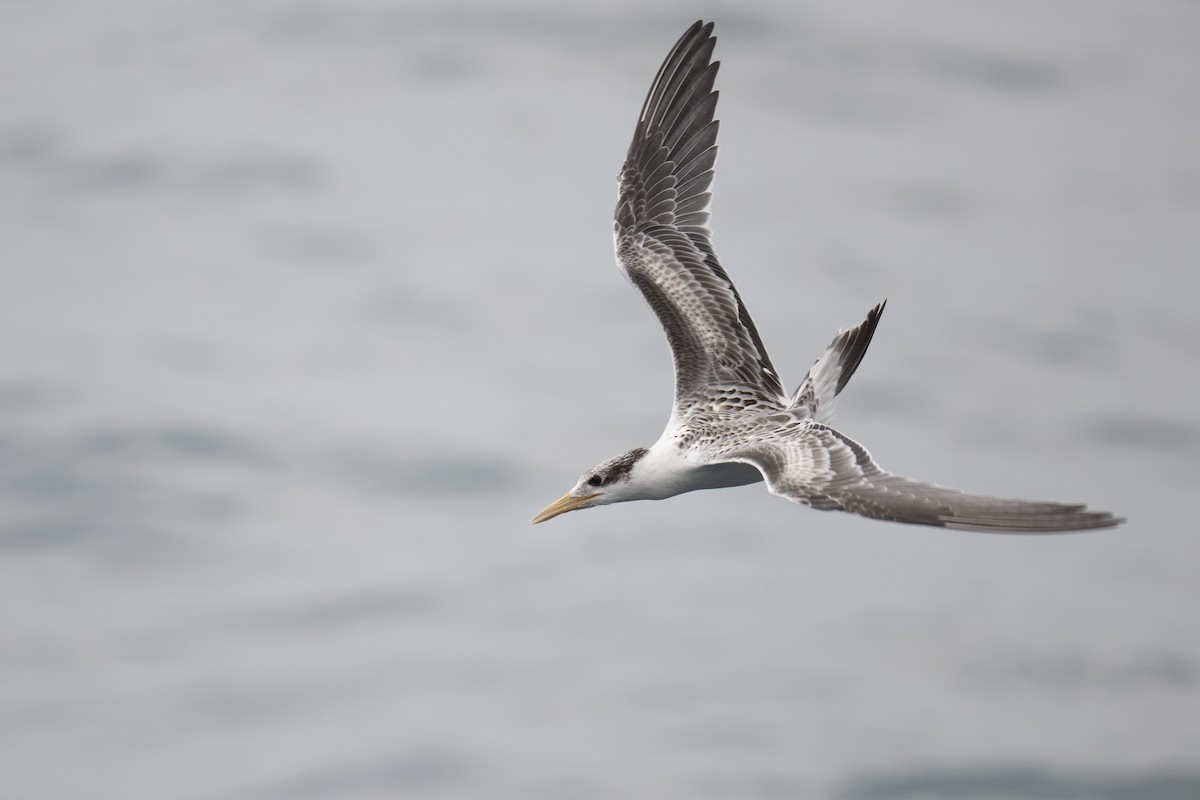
[614,20,786,409]
[715,422,1122,532]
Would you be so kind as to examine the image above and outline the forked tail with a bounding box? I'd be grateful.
[789,301,886,423]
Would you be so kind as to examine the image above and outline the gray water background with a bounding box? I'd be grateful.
[3,2,1199,798]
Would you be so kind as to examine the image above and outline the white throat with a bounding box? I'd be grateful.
[626,438,763,501]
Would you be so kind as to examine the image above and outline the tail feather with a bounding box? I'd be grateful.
[790,301,885,422]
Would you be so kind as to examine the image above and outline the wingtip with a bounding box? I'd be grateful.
[938,508,1125,534]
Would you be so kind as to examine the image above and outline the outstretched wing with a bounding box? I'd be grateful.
[791,302,886,423]
[715,422,1122,532]
[615,20,786,409]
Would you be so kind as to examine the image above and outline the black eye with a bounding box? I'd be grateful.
[587,475,603,487]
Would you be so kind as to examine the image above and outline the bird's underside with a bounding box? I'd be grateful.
[692,407,1120,533]
[532,20,1122,532]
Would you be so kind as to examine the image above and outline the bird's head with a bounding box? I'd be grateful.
[531,447,650,523]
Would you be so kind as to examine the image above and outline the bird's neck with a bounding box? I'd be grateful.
[629,439,763,500]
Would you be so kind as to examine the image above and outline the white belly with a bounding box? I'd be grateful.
[636,442,764,500]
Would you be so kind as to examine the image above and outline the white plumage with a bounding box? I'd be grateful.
[533,21,1120,533]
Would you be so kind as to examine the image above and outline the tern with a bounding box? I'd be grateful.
[534,21,1121,533]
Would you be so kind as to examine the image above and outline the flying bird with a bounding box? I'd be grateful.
[533,21,1120,532]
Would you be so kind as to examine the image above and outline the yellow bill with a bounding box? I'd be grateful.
[531,492,598,524]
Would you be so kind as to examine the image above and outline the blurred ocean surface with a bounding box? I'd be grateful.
[2,2,1199,798]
